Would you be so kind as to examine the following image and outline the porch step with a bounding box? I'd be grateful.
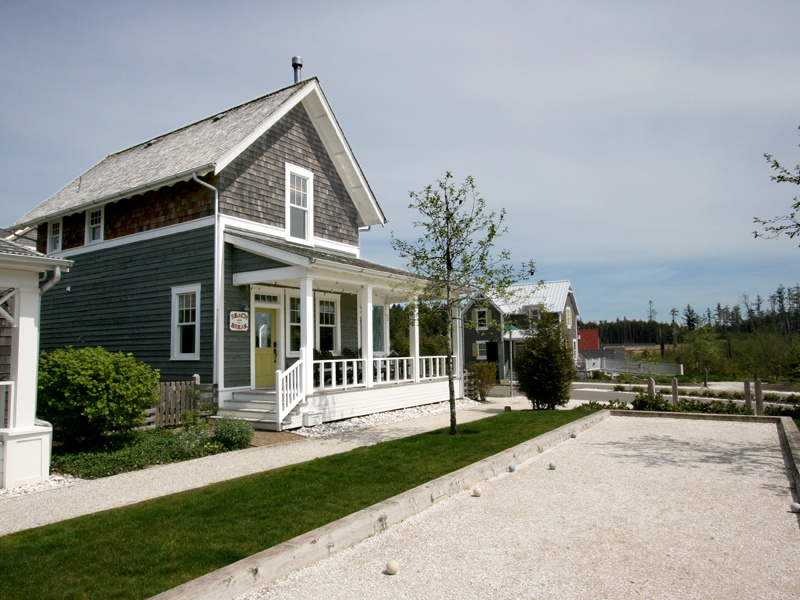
[217,391,302,431]
[214,411,280,431]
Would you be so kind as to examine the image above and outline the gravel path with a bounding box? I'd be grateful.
[239,416,800,600]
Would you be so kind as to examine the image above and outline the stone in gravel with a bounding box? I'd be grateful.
[508,464,516,472]
[472,486,482,497]
[385,560,399,575]
[548,462,557,470]
[791,502,800,513]
[570,431,577,438]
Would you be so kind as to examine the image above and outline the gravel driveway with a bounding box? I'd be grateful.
[239,416,800,600]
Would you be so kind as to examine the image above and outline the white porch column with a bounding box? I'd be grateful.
[300,276,314,394]
[360,285,373,388]
[10,285,41,428]
[451,304,464,398]
[410,299,420,383]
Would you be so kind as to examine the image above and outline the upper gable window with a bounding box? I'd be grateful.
[285,164,314,243]
[86,208,104,244]
[565,306,573,328]
[476,308,488,330]
[48,220,62,253]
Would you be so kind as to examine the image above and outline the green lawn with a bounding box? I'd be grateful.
[0,409,588,600]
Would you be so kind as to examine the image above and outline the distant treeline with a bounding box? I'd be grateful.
[580,283,800,346]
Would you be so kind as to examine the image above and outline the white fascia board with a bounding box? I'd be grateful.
[310,260,419,294]
[0,254,72,273]
[233,265,308,286]
[301,88,385,227]
[312,235,359,257]
[52,217,215,258]
[223,232,310,268]
[214,83,317,175]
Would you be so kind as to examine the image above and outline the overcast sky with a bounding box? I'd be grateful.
[1,1,798,322]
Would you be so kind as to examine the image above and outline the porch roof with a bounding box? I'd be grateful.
[226,227,422,300]
[0,238,72,272]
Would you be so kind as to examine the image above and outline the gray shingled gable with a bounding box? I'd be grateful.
[12,80,313,228]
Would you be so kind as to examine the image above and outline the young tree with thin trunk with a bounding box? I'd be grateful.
[391,172,534,435]
[514,311,575,410]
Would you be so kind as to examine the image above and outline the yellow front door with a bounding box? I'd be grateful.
[255,308,277,387]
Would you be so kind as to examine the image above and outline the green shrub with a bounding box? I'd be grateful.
[213,416,254,450]
[467,361,497,401]
[613,384,625,392]
[38,347,160,451]
[631,391,671,411]
[582,399,630,411]
[50,428,224,479]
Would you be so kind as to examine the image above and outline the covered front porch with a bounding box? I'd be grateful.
[217,229,463,430]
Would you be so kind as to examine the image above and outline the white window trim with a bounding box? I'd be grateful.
[171,284,201,361]
[476,307,488,330]
[285,163,314,245]
[286,292,302,358]
[48,219,62,254]
[85,207,104,245]
[476,340,488,360]
[565,306,573,328]
[316,292,341,355]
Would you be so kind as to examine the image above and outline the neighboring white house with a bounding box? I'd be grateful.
[0,238,71,489]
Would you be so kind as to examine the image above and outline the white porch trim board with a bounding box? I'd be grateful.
[307,380,451,424]
[300,277,315,395]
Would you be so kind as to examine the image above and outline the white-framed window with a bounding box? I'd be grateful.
[529,307,541,320]
[373,305,385,354]
[476,308,488,330]
[476,340,488,360]
[285,164,314,243]
[86,207,104,244]
[287,295,302,356]
[48,220,62,253]
[316,293,340,354]
[565,306,573,328]
[171,284,201,360]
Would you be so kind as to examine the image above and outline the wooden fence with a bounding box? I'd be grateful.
[144,379,217,428]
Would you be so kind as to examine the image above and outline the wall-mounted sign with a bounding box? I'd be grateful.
[229,311,249,331]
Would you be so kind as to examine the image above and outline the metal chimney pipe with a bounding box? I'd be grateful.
[292,56,303,83]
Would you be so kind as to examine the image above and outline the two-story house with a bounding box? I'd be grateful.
[462,280,579,381]
[8,71,460,431]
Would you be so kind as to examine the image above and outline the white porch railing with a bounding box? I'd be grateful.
[419,356,447,380]
[275,348,305,431]
[314,358,365,390]
[312,355,448,392]
[374,357,414,385]
[0,380,14,429]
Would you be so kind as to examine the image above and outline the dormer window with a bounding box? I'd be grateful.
[285,164,313,243]
[48,220,62,253]
[86,208,104,244]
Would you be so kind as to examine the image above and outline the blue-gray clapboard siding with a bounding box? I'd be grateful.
[40,226,215,382]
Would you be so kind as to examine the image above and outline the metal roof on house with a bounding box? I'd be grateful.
[0,237,72,270]
[13,78,385,229]
[495,280,578,316]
